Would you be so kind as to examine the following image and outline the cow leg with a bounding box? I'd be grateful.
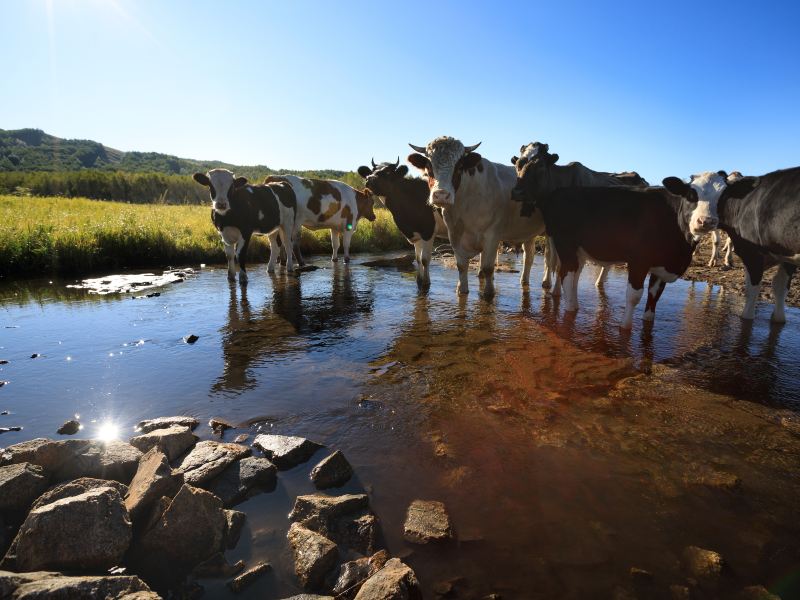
[236,233,251,284]
[520,238,535,287]
[420,239,433,289]
[741,256,765,320]
[722,236,733,268]
[595,266,608,288]
[267,232,280,273]
[413,240,424,286]
[708,230,720,267]
[620,267,647,329]
[542,237,556,289]
[643,274,667,321]
[330,230,340,262]
[556,246,580,311]
[771,263,795,323]
[279,226,294,273]
[342,228,354,264]
[480,237,500,298]
[220,226,242,281]
[455,251,470,296]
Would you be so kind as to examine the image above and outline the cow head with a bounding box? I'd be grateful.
[407,136,482,207]
[356,189,377,222]
[510,149,560,209]
[357,157,409,198]
[511,142,559,174]
[662,171,759,238]
[193,168,248,215]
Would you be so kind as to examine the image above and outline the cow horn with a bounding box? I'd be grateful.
[371,157,377,168]
[408,143,427,154]
[394,156,400,168]
[464,142,482,154]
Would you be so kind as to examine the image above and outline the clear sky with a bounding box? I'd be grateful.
[1,0,798,184]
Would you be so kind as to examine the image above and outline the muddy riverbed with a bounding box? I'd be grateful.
[1,253,799,599]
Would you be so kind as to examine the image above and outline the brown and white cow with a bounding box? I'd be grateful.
[407,136,546,297]
[264,175,376,263]
[193,168,297,282]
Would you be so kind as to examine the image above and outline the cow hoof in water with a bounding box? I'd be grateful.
[642,310,655,322]
[771,313,786,324]
[541,279,552,290]
[344,256,351,264]
[227,274,236,282]
[456,286,469,296]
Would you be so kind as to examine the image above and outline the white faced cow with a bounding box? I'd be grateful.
[407,136,547,297]
[707,171,743,268]
[193,168,297,282]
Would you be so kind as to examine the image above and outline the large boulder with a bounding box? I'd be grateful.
[332,550,390,599]
[0,570,155,599]
[310,451,353,490]
[54,441,142,484]
[129,425,197,462]
[203,456,276,507]
[173,441,250,485]
[11,486,132,571]
[353,558,421,600]
[0,439,87,475]
[287,522,338,590]
[136,416,199,434]
[403,500,454,544]
[252,434,322,470]
[124,448,183,525]
[30,478,128,511]
[0,463,48,512]
[290,493,377,554]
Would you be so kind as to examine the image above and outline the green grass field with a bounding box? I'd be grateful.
[0,195,409,278]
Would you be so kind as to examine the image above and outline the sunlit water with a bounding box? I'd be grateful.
[1,254,799,599]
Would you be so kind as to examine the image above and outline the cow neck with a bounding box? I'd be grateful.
[382,177,429,211]
[661,191,698,247]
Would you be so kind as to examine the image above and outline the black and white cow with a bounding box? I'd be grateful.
[357,158,448,288]
[707,171,743,268]
[668,168,797,322]
[193,168,297,282]
[515,161,722,327]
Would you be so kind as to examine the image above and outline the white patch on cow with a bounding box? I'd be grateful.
[742,269,761,320]
[648,266,679,283]
[258,210,264,221]
[621,282,644,329]
[688,171,727,235]
[519,143,543,161]
[207,168,235,215]
[409,232,422,243]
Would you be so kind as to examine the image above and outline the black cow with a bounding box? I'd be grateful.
[193,168,297,282]
[357,158,448,289]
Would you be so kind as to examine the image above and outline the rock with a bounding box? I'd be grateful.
[0,570,155,599]
[681,545,723,582]
[210,417,235,435]
[738,585,781,600]
[403,500,454,544]
[629,567,654,583]
[184,334,199,344]
[136,416,199,434]
[0,438,85,474]
[57,420,81,435]
[227,561,271,593]
[0,463,48,512]
[669,584,691,600]
[204,456,277,507]
[287,522,339,590]
[192,551,245,578]
[30,354,40,359]
[353,558,421,600]
[336,513,379,556]
[0,360,8,365]
[289,493,376,554]
[173,440,250,485]
[253,434,322,470]
[129,425,197,461]
[124,448,183,524]
[55,440,142,484]
[684,465,742,491]
[224,509,246,549]
[11,486,132,571]
[129,484,226,585]
[332,550,390,599]
[233,434,250,444]
[310,450,353,489]
[140,495,171,534]
[31,477,128,511]
[0,427,22,434]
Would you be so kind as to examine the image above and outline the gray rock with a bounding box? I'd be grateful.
[0,570,155,599]
[54,440,142,484]
[332,550,390,599]
[233,434,250,444]
[209,418,235,435]
[204,456,277,507]
[57,420,81,435]
[173,440,250,485]
[227,561,271,593]
[353,558,421,600]
[0,438,86,474]
[224,509,246,549]
[136,416,199,434]
[124,448,183,524]
[12,486,132,571]
[403,500,454,544]
[310,451,353,489]
[290,493,376,555]
[0,463,48,512]
[287,522,338,590]
[129,425,197,462]
[681,545,724,582]
[252,434,322,470]
[31,477,128,511]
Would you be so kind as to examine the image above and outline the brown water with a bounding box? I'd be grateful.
[1,255,799,599]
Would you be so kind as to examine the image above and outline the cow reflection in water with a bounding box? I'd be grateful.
[214,266,374,392]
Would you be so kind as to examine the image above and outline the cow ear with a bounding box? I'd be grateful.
[725,176,759,198]
[233,176,248,189]
[462,153,482,170]
[548,153,559,165]
[663,176,690,196]
[407,153,429,170]
[396,165,409,177]
[193,172,210,186]
[511,155,519,165]
[357,166,372,178]
[717,170,728,179]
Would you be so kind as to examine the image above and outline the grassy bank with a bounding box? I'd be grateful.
[0,195,408,278]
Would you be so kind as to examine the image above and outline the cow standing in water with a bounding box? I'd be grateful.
[357,158,448,289]
[264,175,376,264]
[193,169,297,282]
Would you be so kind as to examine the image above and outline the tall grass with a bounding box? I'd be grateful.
[0,195,408,278]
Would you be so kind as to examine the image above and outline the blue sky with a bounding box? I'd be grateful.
[1,0,798,184]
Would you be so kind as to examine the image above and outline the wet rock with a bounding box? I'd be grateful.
[129,424,197,461]
[0,463,48,512]
[29,354,40,359]
[332,550,389,599]
[11,486,132,571]
[184,334,199,344]
[56,419,81,435]
[204,456,277,507]
[129,484,226,585]
[210,417,235,435]
[353,558,421,600]
[681,545,723,584]
[224,509,246,549]
[0,427,22,434]
[55,440,142,484]
[124,448,183,524]
[289,493,376,554]
[136,415,199,434]
[173,440,250,485]
[227,561,271,593]
[287,522,338,590]
[738,585,781,600]
[629,567,654,583]
[336,513,379,556]
[192,551,245,578]
[140,495,171,534]
[0,381,8,388]
[233,434,249,444]
[0,570,155,599]
[0,360,8,365]
[403,500,454,544]
[253,434,322,470]
[310,450,353,489]
[30,477,128,511]
[0,438,82,474]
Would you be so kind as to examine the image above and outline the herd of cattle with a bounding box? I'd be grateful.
[193,136,799,328]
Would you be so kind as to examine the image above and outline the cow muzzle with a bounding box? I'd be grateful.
[692,215,718,234]
[431,189,453,207]
[511,185,525,202]
[214,202,229,213]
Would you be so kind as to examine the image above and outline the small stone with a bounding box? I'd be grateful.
[0,463,48,512]
[192,552,245,578]
[136,416,199,434]
[353,558,421,600]
[629,567,654,583]
[0,381,7,388]
[289,493,370,531]
[310,450,353,489]
[0,360,8,365]
[234,433,250,444]
[287,522,338,590]
[224,509,246,549]
[129,425,197,461]
[184,334,199,344]
[403,500,454,544]
[227,561,271,593]
[30,354,40,359]
[57,419,81,435]
[253,434,322,470]
[0,427,21,434]
[173,440,250,485]
[682,545,723,582]
[210,417,235,435]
